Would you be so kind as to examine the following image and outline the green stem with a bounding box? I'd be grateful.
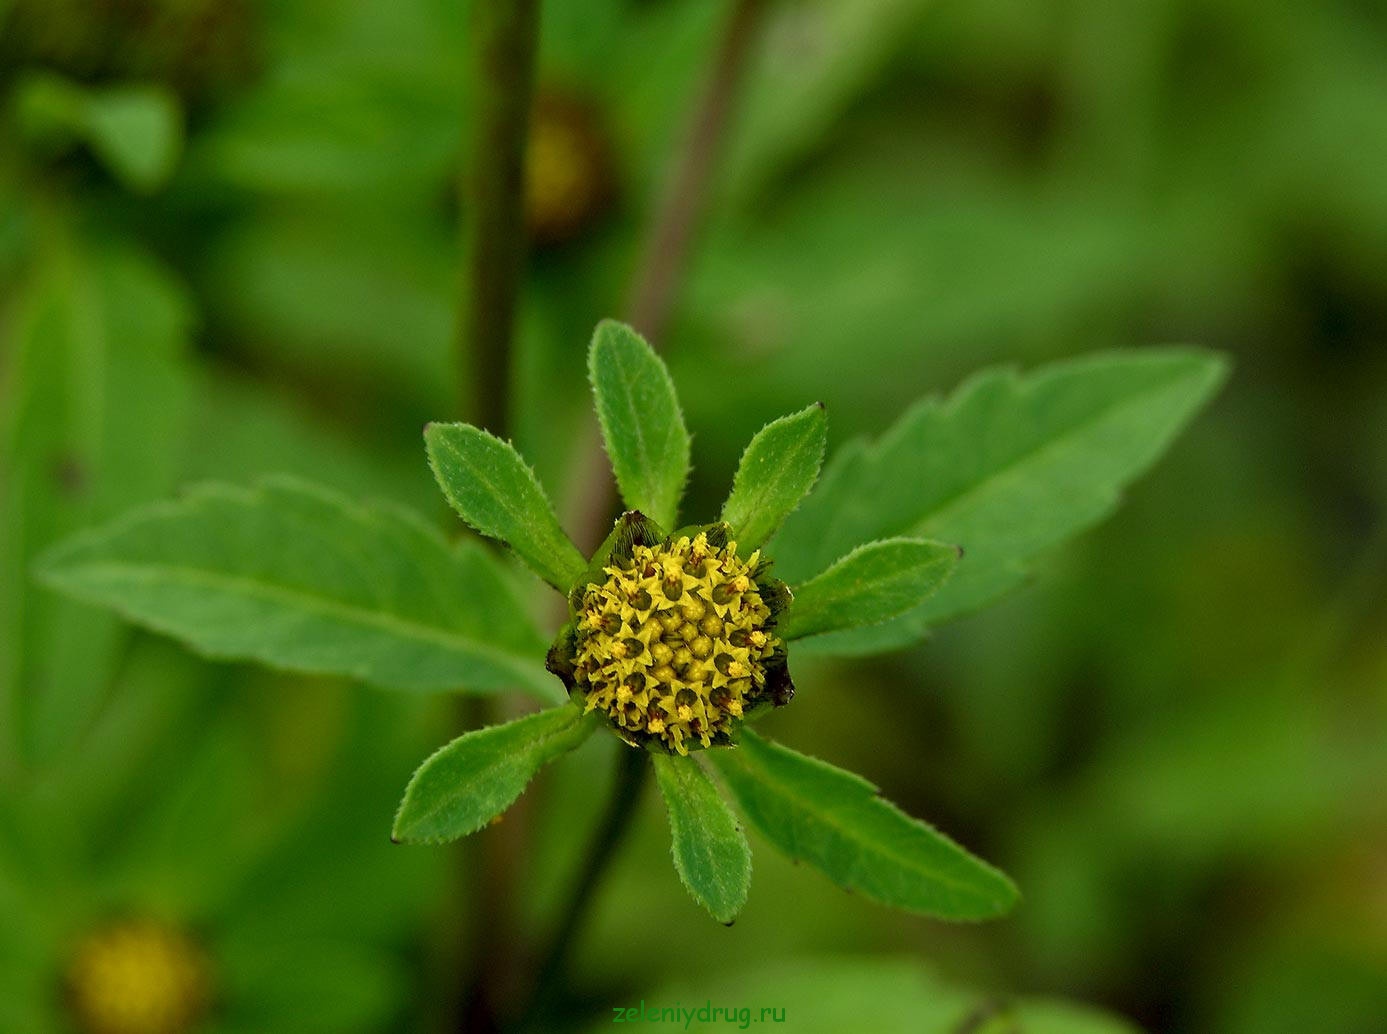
[458,0,540,434]
[453,1,540,1031]
[517,745,649,1029]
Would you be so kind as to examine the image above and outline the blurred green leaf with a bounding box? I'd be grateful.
[1215,940,1387,1034]
[775,350,1228,653]
[711,730,1017,919]
[36,477,557,700]
[0,240,193,769]
[781,537,958,641]
[217,935,406,1034]
[185,364,438,514]
[588,320,691,530]
[724,0,938,204]
[720,403,827,551]
[197,211,454,413]
[15,73,183,192]
[651,752,751,923]
[81,85,183,192]
[425,423,586,591]
[392,704,593,844]
[608,956,1141,1034]
[109,713,263,917]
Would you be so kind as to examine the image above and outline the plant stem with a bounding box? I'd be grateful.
[517,745,649,1029]
[458,0,540,433]
[567,0,769,553]
[624,0,767,343]
[453,1,540,1031]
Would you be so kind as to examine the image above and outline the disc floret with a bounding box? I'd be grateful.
[567,530,787,754]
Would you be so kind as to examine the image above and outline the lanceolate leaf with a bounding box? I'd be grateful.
[393,704,594,844]
[780,537,958,641]
[710,730,1017,920]
[773,350,1227,653]
[588,320,691,530]
[651,752,751,923]
[37,477,560,700]
[719,403,828,551]
[425,422,586,591]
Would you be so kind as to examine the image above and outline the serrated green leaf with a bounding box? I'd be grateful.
[588,320,690,529]
[36,477,560,701]
[709,730,1017,920]
[780,537,958,641]
[773,350,1227,653]
[392,704,593,843]
[425,422,585,592]
[719,403,827,551]
[651,752,751,923]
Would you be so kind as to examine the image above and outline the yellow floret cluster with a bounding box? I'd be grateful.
[66,920,210,1034]
[525,93,611,245]
[573,532,780,754]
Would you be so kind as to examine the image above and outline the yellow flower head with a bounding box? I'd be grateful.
[65,919,210,1034]
[554,525,792,754]
[525,90,615,246]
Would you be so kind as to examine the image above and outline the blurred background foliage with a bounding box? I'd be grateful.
[2,0,1385,1032]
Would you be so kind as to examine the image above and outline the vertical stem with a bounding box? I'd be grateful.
[453,2,540,1031]
[517,745,649,1030]
[568,0,768,552]
[459,0,540,434]
[624,0,767,343]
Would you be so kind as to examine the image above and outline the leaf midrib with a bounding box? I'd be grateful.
[605,346,665,514]
[787,544,950,637]
[732,748,1008,907]
[51,559,547,677]
[731,419,819,529]
[869,364,1206,545]
[659,759,747,915]
[434,433,577,584]
[412,714,579,830]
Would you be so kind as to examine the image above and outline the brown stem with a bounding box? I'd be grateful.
[568,0,769,553]
[624,0,767,343]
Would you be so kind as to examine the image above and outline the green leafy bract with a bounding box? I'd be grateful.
[720,403,827,551]
[710,729,1018,920]
[425,422,585,591]
[36,477,559,701]
[781,537,958,641]
[588,320,691,530]
[651,752,752,923]
[392,704,593,844]
[773,350,1228,654]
